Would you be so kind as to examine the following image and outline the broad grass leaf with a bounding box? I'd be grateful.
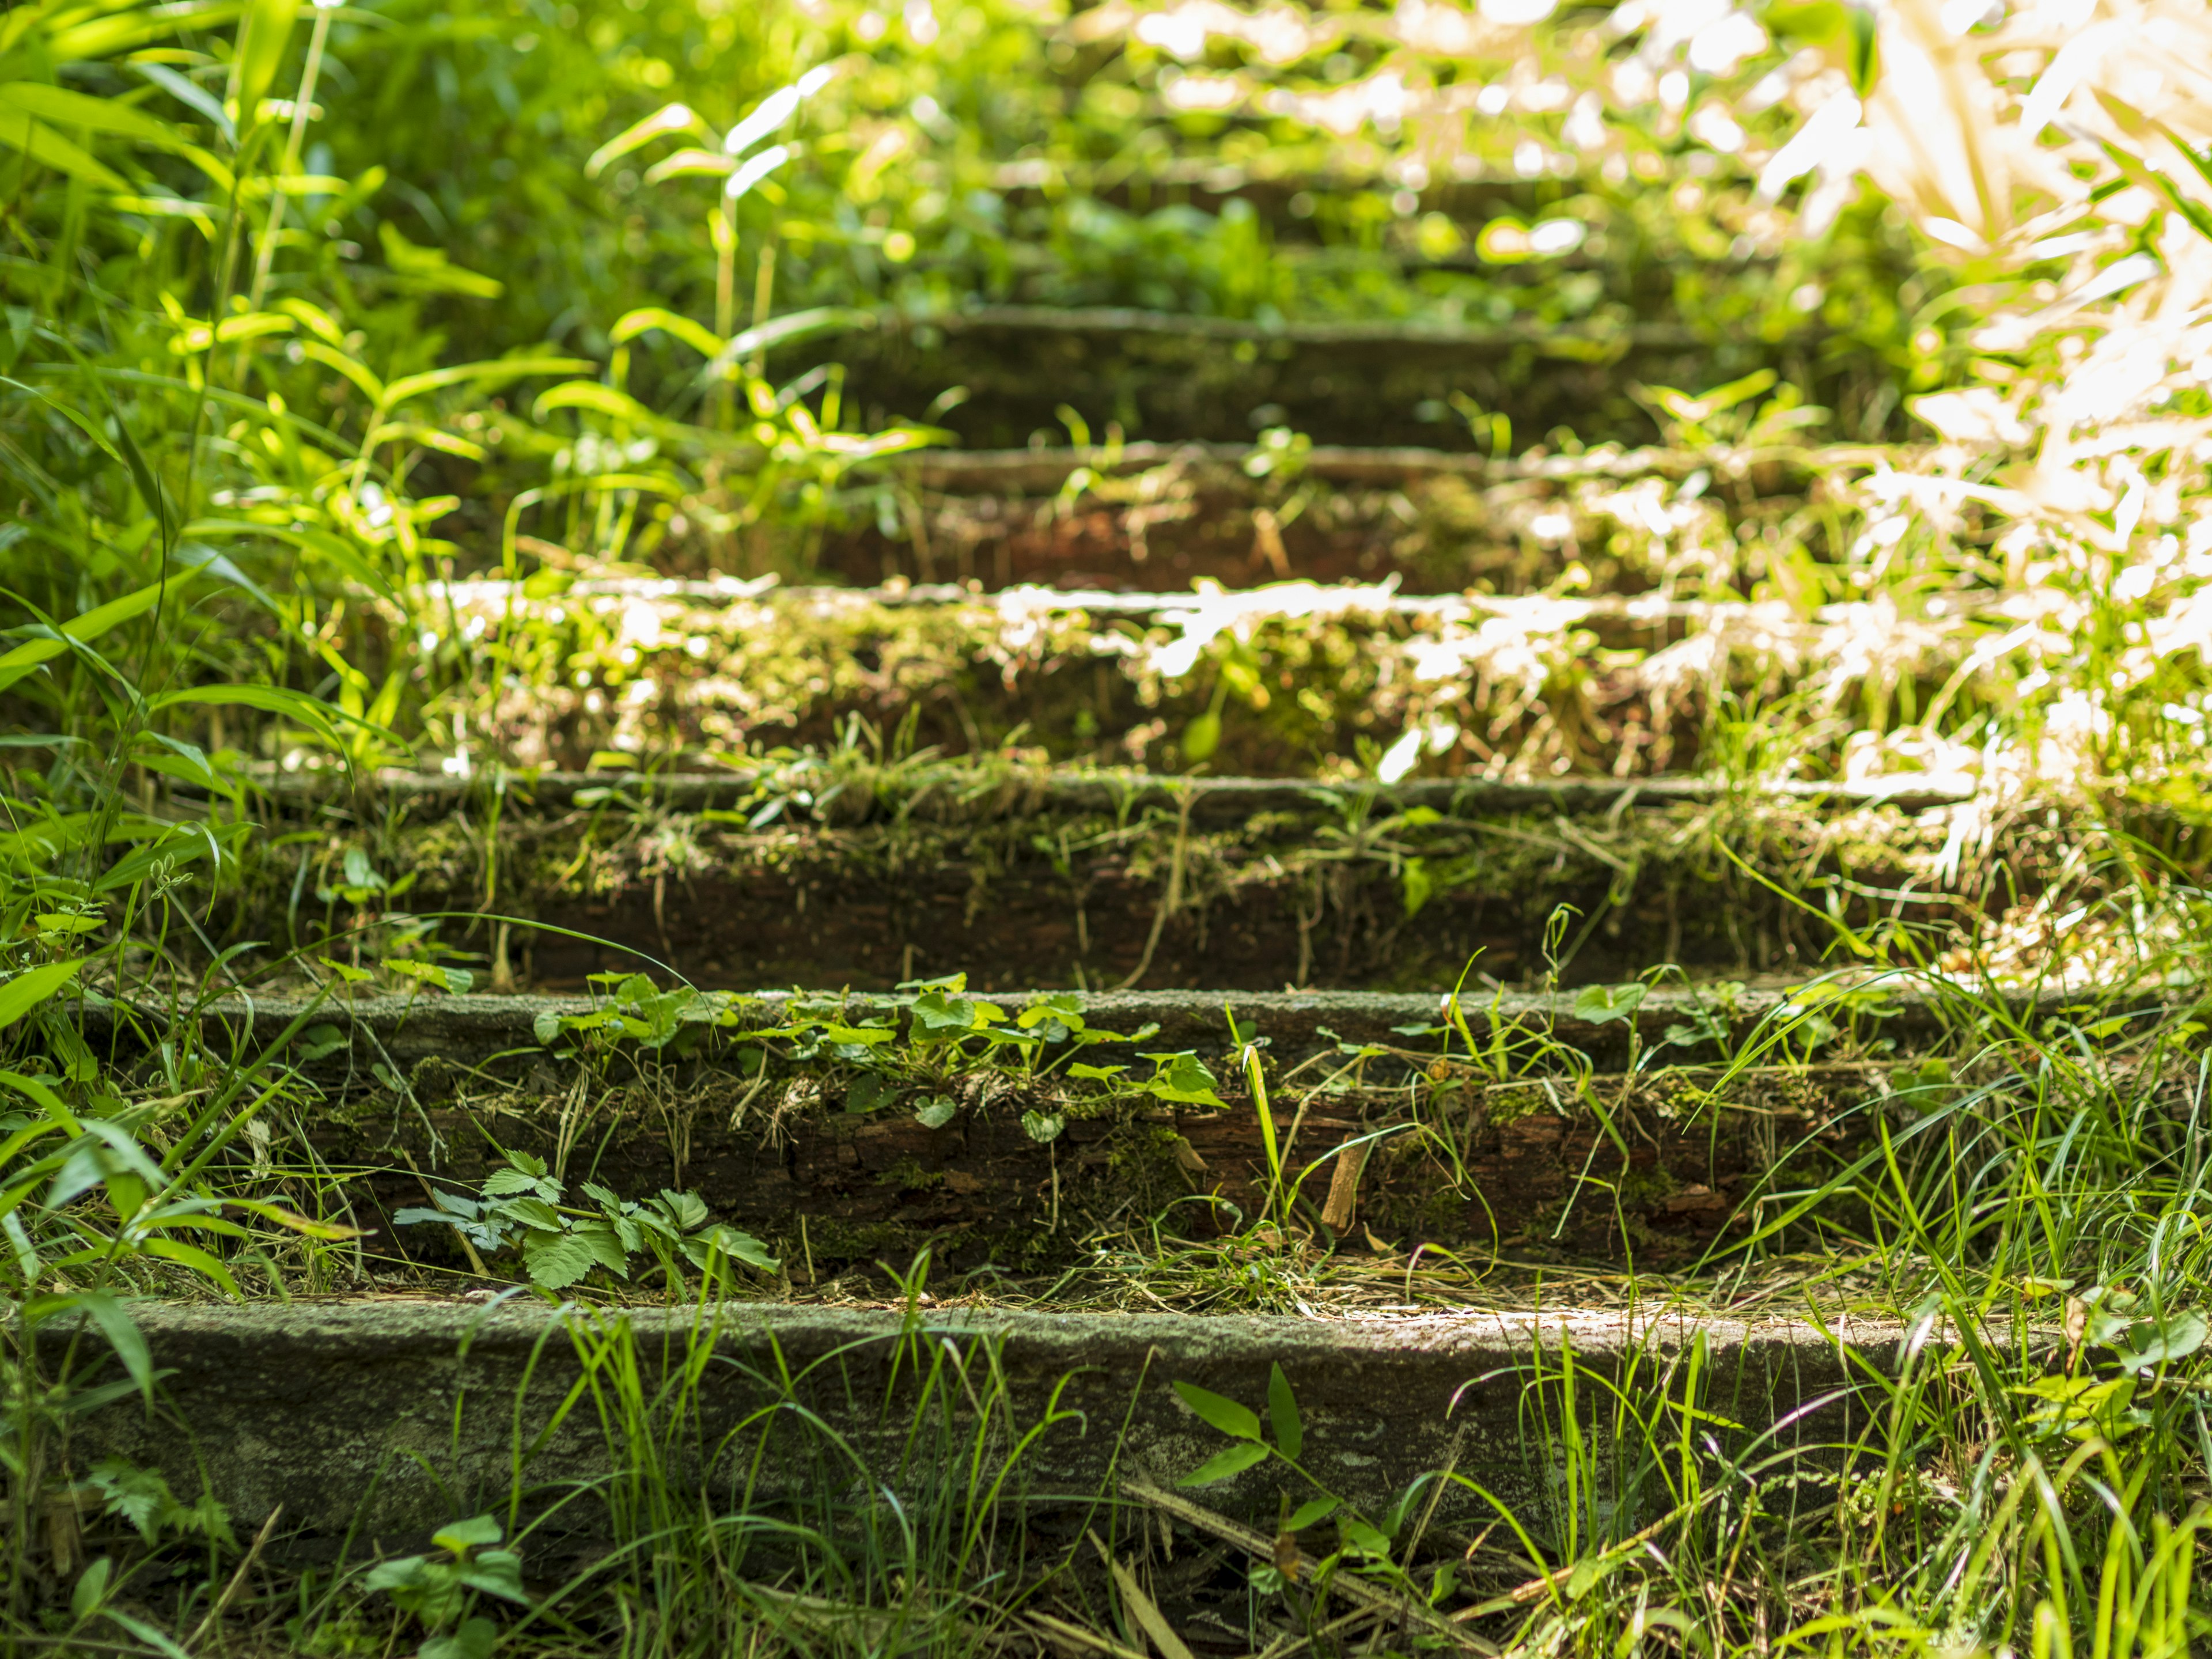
[0,118,126,188]
[138,1238,243,1297]
[1176,1441,1267,1487]
[0,83,179,147]
[67,1290,157,1403]
[1173,1380,1262,1440]
[129,60,234,142]
[293,339,385,402]
[611,306,725,358]
[229,0,298,137]
[0,957,84,1030]
[719,306,872,369]
[533,381,656,423]
[585,101,704,178]
[147,684,352,748]
[379,357,595,412]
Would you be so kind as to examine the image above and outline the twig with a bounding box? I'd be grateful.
[1319,1137,1370,1233]
[187,1502,282,1647]
[1118,1479,1498,1656]
[1115,791,1191,990]
[1027,1610,1152,1659]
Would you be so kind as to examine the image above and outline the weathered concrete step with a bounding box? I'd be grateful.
[801,305,1829,450]
[73,1302,2012,1540]
[394,576,2008,777]
[820,441,1881,596]
[226,779,2003,991]
[77,983,2123,1274]
[96,981,2058,1074]
[245,768,1977,823]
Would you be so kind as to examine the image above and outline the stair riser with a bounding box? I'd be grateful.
[816,318,1835,450]
[235,802,2010,991]
[328,1063,1899,1275]
[67,1305,1963,1539]
[808,461,1823,597]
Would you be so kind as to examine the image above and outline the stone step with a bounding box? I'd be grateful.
[392,576,2005,777]
[75,982,2116,1280]
[810,441,1883,597]
[794,306,1836,451]
[70,1301,1992,1547]
[215,774,1999,991]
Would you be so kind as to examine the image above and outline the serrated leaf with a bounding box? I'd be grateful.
[1177,1441,1268,1486]
[1173,1380,1262,1440]
[521,1230,596,1289]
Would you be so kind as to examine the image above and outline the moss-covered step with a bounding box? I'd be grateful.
[69,1302,1972,1542]
[389,577,2008,777]
[236,777,2017,991]
[794,306,1824,450]
[74,983,2118,1282]
[810,440,1886,596]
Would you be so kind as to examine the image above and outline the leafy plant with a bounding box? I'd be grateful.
[395,1152,776,1290]
[364,1514,529,1659]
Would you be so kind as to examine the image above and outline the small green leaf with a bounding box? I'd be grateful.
[1177,1441,1267,1487]
[421,1617,501,1659]
[1021,1110,1064,1143]
[433,1514,503,1554]
[1285,1496,1338,1531]
[915,1095,956,1128]
[1572,982,1648,1025]
[1337,1517,1391,1559]
[844,1072,895,1114]
[1173,1380,1262,1440]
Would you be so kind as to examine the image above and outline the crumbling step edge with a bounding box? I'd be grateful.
[65,1301,2044,1539]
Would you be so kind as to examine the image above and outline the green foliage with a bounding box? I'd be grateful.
[394,1150,776,1288]
[365,1514,529,1658]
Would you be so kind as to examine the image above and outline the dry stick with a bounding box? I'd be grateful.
[1118,1480,1499,1657]
[1114,791,1192,990]
[1025,1611,1152,1659]
[1252,1603,1382,1659]
[1319,1137,1370,1234]
[1449,1500,1705,1623]
[1089,1529,1195,1659]
[187,1503,283,1647]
